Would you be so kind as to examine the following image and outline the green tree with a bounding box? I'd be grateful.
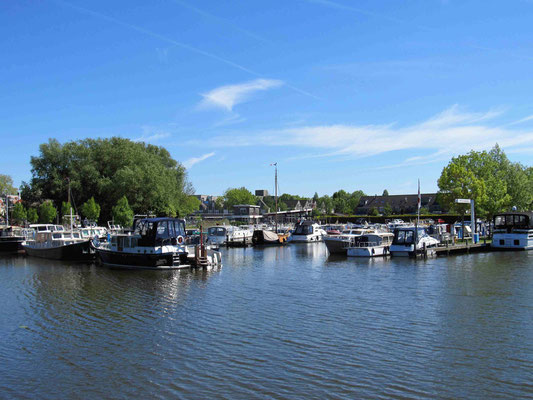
[382,189,389,196]
[0,174,17,195]
[61,201,73,218]
[215,196,225,211]
[112,196,134,227]
[436,145,530,218]
[11,202,27,224]
[24,137,194,221]
[81,197,101,221]
[223,187,256,208]
[383,203,393,216]
[39,201,57,223]
[27,208,38,224]
[369,207,380,216]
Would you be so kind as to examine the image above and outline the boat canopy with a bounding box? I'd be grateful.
[208,226,227,236]
[493,212,533,229]
[135,218,186,246]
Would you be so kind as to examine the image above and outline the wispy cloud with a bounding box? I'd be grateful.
[509,114,533,125]
[133,127,171,143]
[201,106,533,163]
[200,79,283,112]
[183,152,216,168]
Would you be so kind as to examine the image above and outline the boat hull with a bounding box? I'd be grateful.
[0,237,24,252]
[324,237,349,254]
[491,233,533,250]
[347,246,389,257]
[96,248,189,269]
[290,234,323,243]
[23,241,95,261]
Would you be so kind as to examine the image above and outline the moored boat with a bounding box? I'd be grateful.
[289,220,327,243]
[0,226,27,252]
[94,217,221,269]
[491,212,533,250]
[389,227,439,257]
[346,232,394,257]
[324,227,380,255]
[23,224,94,261]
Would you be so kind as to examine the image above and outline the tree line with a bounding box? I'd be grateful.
[3,137,200,227]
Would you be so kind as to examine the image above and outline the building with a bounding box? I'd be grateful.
[195,195,222,213]
[232,204,261,223]
[355,193,445,215]
[255,189,269,197]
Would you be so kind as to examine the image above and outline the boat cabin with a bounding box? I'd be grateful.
[132,218,186,246]
[208,226,227,237]
[353,233,394,247]
[293,221,317,235]
[392,228,426,245]
[493,212,533,233]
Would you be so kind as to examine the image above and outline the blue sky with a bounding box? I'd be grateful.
[2,0,533,197]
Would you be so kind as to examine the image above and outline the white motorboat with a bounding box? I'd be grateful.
[23,224,94,261]
[491,212,533,250]
[389,227,439,257]
[324,227,381,255]
[347,232,394,257]
[206,225,253,246]
[289,220,327,243]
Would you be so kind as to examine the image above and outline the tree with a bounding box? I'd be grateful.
[382,189,389,196]
[39,201,57,223]
[61,201,73,218]
[27,208,38,224]
[81,197,101,221]
[437,145,530,218]
[0,174,17,195]
[369,207,380,216]
[383,203,393,216]
[24,137,194,221]
[215,197,225,211]
[112,196,134,227]
[11,202,27,224]
[223,187,256,208]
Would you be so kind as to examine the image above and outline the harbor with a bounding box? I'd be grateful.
[1,245,532,399]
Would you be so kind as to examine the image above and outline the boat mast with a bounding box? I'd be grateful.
[5,194,8,227]
[67,178,73,231]
[274,162,278,233]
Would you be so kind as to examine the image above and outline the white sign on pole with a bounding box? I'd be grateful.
[455,199,471,204]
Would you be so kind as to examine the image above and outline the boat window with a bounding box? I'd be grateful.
[295,225,313,235]
[514,215,527,226]
[52,233,62,239]
[168,221,176,237]
[111,237,117,246]
[156,221,169,239]
[73,233,80,239]
[174,220,185,237]
[394,230,414,244]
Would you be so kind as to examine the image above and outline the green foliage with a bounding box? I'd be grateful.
[419,207,429,215]
[11,202,27,224]
[27,208,38,224]
[369,207,380,216]
[330,190,365,214]
[39,201,57,223]
[23,137,194,221]
[61,201,72,218]
[223,187,256,208]
[382,189,389,196]
[215,197,225,211]
[383,203,393,216]
[112,196,134,227]
[0,174,17,195]
[437,144,531,218]
[81,197,101,221]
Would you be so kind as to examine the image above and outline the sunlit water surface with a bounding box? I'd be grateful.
[1,245,532,399]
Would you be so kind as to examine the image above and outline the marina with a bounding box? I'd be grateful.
[1,244,532,399]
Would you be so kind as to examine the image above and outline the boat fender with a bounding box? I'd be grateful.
[177,236,184,244]
[372,248,375,255]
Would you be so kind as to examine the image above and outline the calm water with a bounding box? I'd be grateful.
[1,245,532,399]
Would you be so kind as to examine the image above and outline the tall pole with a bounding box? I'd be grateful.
[5,195,8,227]
[274,163,278,233]
[68,178,73,231]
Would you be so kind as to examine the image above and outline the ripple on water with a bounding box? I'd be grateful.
[0,247,533,399]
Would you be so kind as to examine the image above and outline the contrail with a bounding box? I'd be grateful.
[168,0,272,44]
[51,0,318,99]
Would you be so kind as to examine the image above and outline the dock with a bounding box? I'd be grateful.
[434,242,492,256]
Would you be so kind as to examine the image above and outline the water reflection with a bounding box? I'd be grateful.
[1,248,532,399]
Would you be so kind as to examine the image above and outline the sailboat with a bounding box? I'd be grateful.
[252,163,289,245]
